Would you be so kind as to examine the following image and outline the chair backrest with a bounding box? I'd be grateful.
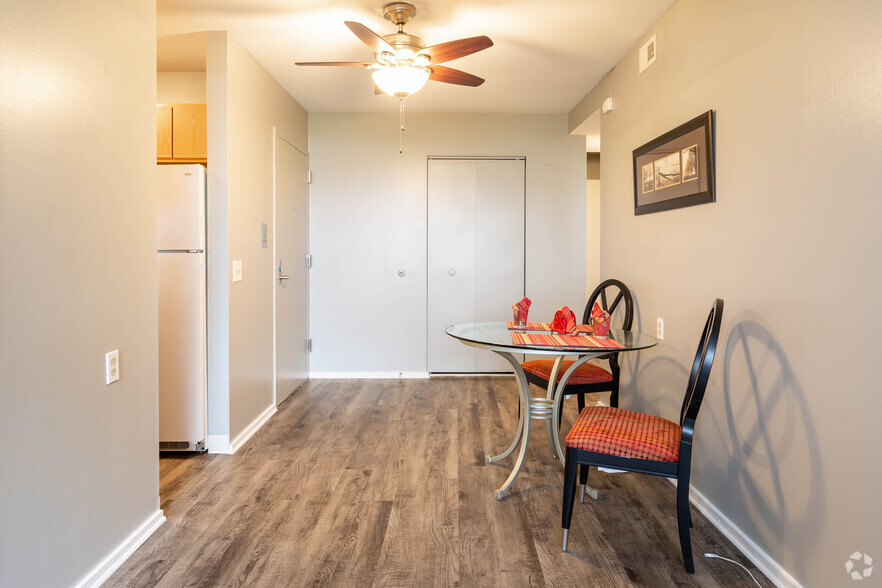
[583,279,634,330]
[679,298,724,440]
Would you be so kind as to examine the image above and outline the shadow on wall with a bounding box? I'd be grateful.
[624,354,689,421]
[713,316,824,584]
[621,311,823,584]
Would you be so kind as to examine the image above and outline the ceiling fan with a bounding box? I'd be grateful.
[295,2,493,98]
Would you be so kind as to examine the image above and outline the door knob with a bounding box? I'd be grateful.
[278,260,290,284]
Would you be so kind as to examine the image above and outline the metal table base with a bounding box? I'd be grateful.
[486,352,601,500]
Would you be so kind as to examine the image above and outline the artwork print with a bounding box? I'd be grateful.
[633,111,715,215]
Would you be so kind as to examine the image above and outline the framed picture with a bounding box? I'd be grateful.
[633,111,715,215]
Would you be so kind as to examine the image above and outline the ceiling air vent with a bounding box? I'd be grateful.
[639,34,657,73]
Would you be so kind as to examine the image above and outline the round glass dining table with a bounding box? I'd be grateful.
[446,322,658,500]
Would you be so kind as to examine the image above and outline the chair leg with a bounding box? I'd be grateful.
[609,383,619,408]
[576,393,585,414]
[561,448,579,552]
[676,474,695,573]
[579,464,590,503]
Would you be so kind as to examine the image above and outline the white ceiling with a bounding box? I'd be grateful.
[157,0,675,114]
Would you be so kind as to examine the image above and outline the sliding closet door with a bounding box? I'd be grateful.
[474,160,525,371]
[427,159,478,372]
[427,157,525,373]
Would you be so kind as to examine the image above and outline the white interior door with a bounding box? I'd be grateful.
[274,135,309,403]
[427,158,525,373]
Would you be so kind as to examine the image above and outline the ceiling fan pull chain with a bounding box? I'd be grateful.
[399,97,405,154]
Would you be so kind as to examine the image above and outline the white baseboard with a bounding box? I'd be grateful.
[671,479,801,588]
[74,508,165,588]
[308,371,430,379]
[430,372,514,377]
[206,434,232,454]
[206,404,277,455]
[230,403,277,453]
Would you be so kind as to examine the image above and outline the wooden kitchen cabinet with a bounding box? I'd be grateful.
[156,105,173,159]
[157,103,207,163]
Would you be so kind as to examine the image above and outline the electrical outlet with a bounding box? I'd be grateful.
[656,318,664,341]
[106,350,120,384]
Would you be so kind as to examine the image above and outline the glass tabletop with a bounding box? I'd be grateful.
[445,322,658,355]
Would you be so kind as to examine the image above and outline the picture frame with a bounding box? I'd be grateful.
[633,110,715,215]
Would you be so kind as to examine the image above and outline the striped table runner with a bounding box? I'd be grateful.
[511,332,624,349]
[506,321,552,330]
[507,321,594,333]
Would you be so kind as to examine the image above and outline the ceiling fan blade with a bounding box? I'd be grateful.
[416,36,493,64]
[344,21,398,56]
[295,61,373,67]
[428,65,485,87]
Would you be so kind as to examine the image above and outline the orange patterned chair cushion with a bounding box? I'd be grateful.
[564,406,681,462]
[521,359,613,385]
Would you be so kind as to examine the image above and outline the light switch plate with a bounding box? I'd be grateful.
[233,260,243,282]
[106,350,120,385]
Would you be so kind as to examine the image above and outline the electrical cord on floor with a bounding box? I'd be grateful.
[704,553,762,587]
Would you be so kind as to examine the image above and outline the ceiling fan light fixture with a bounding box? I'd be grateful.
[372,65,429,97]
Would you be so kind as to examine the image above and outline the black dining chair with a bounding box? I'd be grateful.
[521,279,634,423]
[560,298,724,573]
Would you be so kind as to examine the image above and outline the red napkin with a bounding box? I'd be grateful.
[550,306,577,334]
[512,297,532,325]
[591,302,611,338]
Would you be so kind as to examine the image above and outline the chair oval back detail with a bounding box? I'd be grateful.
[680,298,724,439]
[583,278,634,331]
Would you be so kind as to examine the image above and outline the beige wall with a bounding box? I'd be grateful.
[206,32,308,441]
[0,1,159,586]
[206,31,231,437]
[570,0,882,585]
[586,179,601,294]
[308,114,586,373]
[157,72,206,103]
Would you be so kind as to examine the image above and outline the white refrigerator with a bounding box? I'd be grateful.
[157,164,207,452]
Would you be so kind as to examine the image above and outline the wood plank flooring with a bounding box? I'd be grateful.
[108,377,771,587]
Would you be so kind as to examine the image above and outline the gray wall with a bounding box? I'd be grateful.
[206,32,308,441]
[308,114,586,374]
[0,1,160,586]
[569,0,882,585]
